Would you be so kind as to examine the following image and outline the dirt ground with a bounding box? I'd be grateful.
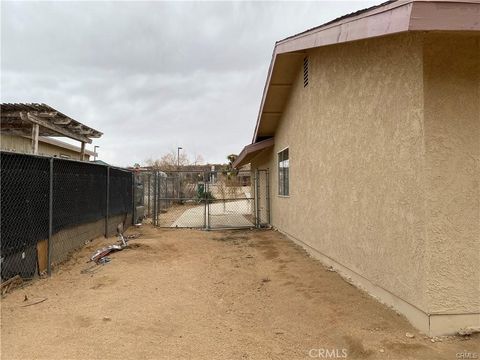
[1,225,478,360]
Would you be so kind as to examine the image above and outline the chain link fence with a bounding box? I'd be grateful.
[1,153,49,280]
[1,151,133,282]
[136,169,269,230]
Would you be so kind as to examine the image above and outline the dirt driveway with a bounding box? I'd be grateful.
[1,226,477,359]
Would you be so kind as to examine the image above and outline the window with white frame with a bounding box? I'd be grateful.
[278,148,289,196]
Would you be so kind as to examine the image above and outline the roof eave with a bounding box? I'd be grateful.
[233,137,274,169]
[37,136,97,156]
[252,0,480,143]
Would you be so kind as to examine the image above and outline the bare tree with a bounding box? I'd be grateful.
[206,154,240,212]
[216,173,228,212]
[145,150,206,204]
[145,149,190,171]
[193,154,205,166]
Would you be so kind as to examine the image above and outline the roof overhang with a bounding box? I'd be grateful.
[233,137,274,169]
[0,103,103,144]
[252,0,480,142]
[36,136,97,156]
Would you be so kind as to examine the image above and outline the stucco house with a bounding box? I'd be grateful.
[1,134,97,161]
[233,0,479,336]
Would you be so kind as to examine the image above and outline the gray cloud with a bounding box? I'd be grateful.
[1,1,377,166]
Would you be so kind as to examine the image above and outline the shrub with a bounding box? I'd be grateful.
[198,190,215,203]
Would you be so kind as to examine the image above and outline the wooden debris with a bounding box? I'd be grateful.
[1,275,23,296]
[21,297,47,307]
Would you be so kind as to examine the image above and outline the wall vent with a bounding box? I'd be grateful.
[303,56,309,88]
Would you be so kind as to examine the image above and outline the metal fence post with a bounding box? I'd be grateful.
[204,172,208,230]
[157,171,161,226]
[206,196,210,230]
[266,170,271,225]
[147,173,151,217]
[47,157,53,276]
[131,172,135,225]
[254,169,259,228]
[153,171,158,226]
[105,166,110,237]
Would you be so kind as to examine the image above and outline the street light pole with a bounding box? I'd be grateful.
[177,147,183,168]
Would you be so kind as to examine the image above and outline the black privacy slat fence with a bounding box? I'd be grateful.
[53,159,108,232]
[109,168,133,217]
[0,151,133,282]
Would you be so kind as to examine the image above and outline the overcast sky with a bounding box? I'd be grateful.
[1,0,377,167]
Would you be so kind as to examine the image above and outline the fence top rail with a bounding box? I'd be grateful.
[132,169,254,175]
[136,170,253,174]
[147,169,209,173]
[0,150,133,173]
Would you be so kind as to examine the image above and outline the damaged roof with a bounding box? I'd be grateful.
[0,103,103,144]
[277,0,397,45]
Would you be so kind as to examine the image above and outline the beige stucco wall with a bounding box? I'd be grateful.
[251,32,479,334]
[423,34,480,316]
[0,134,90,160]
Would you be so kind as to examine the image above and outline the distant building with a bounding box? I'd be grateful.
[1,134,97,161]
[129,163,251,185]
[0,103,102,161]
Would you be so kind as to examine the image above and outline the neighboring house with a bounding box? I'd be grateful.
[133,164,224,173]
[132,164,227,183]
[236,164,251,186]
[0,103,102,161]
[1,134,97,161]
[233,0,479,336]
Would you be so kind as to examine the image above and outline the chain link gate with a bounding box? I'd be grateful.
[205,169,254,229]
[157,170,207,228]
[138,169,269,230]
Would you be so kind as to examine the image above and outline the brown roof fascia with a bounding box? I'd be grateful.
[233,137,274,169]
[408,0,480,31]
